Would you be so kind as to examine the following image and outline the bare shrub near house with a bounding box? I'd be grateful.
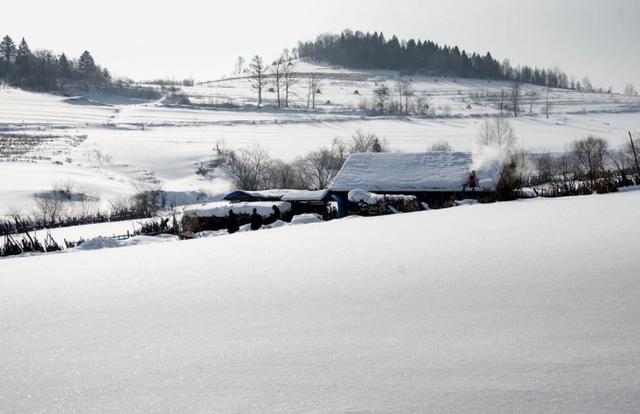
[225,144,272,190]
[571,136,608,185]
[265,159,308,190]
[131,180,164,216]
[477,117,516,150]
[33,196,66,226]
[476,117,521,200]
[430,140,453,152]
[301,147,343,189]
[350,130,388,153]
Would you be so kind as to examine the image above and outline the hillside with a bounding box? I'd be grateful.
[1,60,639,214]
[2,190,640,412]
[296,30,579,90]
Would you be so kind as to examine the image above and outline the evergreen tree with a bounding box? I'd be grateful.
[15,38,33,85]
[58,53,71,78]
[0,34,112,91]
[0,35,17,62]
[78,50,96,75]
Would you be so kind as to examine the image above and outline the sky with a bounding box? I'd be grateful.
[3,0,639,91]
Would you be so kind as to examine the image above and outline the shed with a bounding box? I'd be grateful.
[224,189,333,218]
[281,189,333,218]
[329,152,501,215]
[182,201,291,232]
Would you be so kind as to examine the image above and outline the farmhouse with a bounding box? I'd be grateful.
[328,152,500,216]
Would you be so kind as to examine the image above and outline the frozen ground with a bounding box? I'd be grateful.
[1,61,639,212]
[1,191,639,412]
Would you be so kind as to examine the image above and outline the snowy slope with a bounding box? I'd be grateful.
[1,61,640,214]
[1,191,640,413]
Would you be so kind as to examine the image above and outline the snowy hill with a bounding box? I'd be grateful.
[2,190,640,412]
[1,61,639,213]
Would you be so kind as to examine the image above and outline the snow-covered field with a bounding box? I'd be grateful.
[1,191,639,412]
[1,61,639,213]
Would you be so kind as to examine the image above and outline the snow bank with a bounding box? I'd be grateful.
[2,192,640,412]
[290,213,323,225]
[454,199,479,206]
[76,236,121,250]
[517,187,538,198]
[618,185,640,193]
[182,201,291,218]
[264,219,287,229]
[77,234,178,251]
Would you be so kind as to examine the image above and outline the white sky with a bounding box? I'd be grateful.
[4,0,639,91]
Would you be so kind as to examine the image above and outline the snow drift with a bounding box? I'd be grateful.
[1,191,640,413]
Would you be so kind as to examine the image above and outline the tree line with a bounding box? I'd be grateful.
[0,34,111,91]
[297,30,579,89]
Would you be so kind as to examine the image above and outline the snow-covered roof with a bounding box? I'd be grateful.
[281,189,329,202]
[224,190,285,202]
[225,189,330,202]
[183,201,291,219]
[329,152,500,192]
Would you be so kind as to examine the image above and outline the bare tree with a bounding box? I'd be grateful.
[498,89,507,116]
[271,59,284,108]
[303,148,340,189]
[330,137,350,165]
[265,159,307,189]
[543,87,553,119]
[306,74,319,109]
[430,140,453,152]
[527,90,538,114]
[130,179,164,216]
[510,82,521,117]
[248,55,267,108]
[235,56,245,74]
[624,83,638,96]
[414,94,431,116]
[571,136,608,185]
[226,144,271,190]
[477,117,517,150]
[33,196,65,225]
[373,84,390,114]
[282,61,298,108]
[397,80,414,114]
[534,151,580,195]
[350,130,387,153]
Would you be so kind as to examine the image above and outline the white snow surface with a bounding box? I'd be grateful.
[280,189,329,202]
[331,152,498,192]
[347,189,417,204]
[182,201,290,218]
[289,213,324,225]
[1,191,640,413]
[77,234,178,250]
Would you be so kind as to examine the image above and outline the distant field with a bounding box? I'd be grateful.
[1,62,639,213]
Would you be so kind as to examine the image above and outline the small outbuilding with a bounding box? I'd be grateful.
[224,189,333,218]
[181,201,292,232]
[328,152,501,216]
